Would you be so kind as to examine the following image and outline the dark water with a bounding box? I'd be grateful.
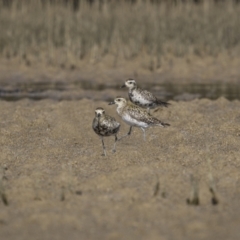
[161,83,240,101]
[0,81,239,101]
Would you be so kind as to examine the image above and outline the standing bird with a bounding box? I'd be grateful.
[109,97,170,141]
[121,79,170,113]
[92,107,120,156]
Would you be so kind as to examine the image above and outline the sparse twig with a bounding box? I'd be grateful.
[207,158,219,205]
[0,167,8,206]
[153,175,166,198]
[33,180,42,201]
[186,174,199,206]
[153,180,160,197]
[60,186,65,201]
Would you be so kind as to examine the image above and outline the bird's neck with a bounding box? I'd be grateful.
[116,104,125,115]
[129,86,136,92]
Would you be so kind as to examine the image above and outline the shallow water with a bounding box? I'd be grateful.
[162,83,240,101]
[0,81,239,101]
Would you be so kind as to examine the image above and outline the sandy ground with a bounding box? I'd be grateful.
[0,96,240,240]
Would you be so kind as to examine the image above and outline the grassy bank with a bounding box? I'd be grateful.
[0,0,240,69]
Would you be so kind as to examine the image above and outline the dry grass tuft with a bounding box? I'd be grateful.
[0,0,240,68]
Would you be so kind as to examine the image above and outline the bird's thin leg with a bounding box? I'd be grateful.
[112,134,118,153]
[147,108,150,114]
[141,127,146,141]
[128,126,133,136]
[100,137,106,156]
[119,126,133,141]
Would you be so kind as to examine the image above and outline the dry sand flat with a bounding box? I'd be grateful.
[0,97,240,240]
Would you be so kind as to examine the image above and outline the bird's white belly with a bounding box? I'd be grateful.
[122,114,148,128]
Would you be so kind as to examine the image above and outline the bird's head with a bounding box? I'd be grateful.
[121,79,136,89]
[95,107,105,117]
[108,97,127,107]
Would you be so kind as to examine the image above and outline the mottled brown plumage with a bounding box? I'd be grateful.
[121,79,170,113]
[92,107,120,156]
[109,97,170,141]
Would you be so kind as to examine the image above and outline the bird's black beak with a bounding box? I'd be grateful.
[108,101,115,105]
[97,113,101,117]
[120,84,126,88]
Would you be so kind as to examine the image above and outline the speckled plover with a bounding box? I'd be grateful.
[109,97,169,141]
[92,107,120,156]
[121,79,170,113]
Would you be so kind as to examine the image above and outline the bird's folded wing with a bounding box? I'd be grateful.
[139,89,156,101]
[103,116,120,128]
[127,105,150,122]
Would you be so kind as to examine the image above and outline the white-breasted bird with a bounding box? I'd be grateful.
[109,97,169,141]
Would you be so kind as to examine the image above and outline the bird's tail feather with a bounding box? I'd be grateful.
[160,122,170,127]
[157,100,170,108]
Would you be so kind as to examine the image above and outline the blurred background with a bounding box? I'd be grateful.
[0,0,240,101]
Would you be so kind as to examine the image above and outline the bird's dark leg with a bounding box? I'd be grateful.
[101,137,106,156]
[119,126,133,141]
[128,126,133,136]
[112,134,118,153]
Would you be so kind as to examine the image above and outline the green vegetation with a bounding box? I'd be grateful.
[0,0,240,67]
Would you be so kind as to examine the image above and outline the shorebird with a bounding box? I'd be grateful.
[109,97,170,141]
[121,79,170,113]
[92,107,120,156]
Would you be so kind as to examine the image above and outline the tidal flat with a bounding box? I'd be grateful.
[0,97,240,240]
